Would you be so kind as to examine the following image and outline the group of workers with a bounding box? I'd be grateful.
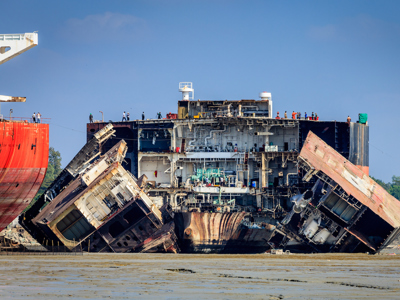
[32,112,41,123]
[89,111,165,123]
[124,111,162,121]
[121,111,131,121]
[276,111,319,121]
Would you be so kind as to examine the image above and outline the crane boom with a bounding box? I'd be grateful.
[0,32,38,65]
[0,32,37,117]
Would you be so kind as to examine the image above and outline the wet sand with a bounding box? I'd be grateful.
[0,253,399,299]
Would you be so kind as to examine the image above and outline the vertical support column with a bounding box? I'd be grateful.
[247,152,250,187]
[170,153,177,188]
[172,125,176,151]
[256,194,262,208]
[261,153,266,188]
[138,154,142,179]
[137,129,142,152]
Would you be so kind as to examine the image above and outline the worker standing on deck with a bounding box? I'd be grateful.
[312,112,314,120]
[122,111,126,121]
[292,111,296,119]
[32,112,36,123]
[298,112,301,119]
[37,112,41,123]
[284,111,287,119]
[89,113,93,123]
[347,115,351,125]
[315,113,319,121]
[127,112,130,121]
[275,112,280,119]
[305,112,307,120]
[142,112,145,120]
[157,112,162,119]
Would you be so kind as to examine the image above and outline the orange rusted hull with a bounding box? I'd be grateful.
[0,121,49,230]
[175,212,276,253]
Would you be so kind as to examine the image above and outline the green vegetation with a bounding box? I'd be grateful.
[37,147,62,197]
[25,147,62,211]
[371,175,400,200]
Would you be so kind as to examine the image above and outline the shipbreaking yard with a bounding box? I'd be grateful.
[13,83,400,256]
[2,0,400,297]
[1,83,400,299]
[0,253,399,299]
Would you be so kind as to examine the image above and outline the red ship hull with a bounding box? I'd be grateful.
[0,121,49,230]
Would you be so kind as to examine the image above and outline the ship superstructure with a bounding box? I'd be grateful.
[87,83,369,216]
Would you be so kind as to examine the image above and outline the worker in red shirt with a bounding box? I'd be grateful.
[275,112,280,119]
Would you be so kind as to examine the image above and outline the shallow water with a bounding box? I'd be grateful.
[0,253,399,299]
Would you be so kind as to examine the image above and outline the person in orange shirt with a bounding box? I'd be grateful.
[292,111,296,119]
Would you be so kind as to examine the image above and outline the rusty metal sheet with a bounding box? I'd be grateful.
[175,212,246,253]
[300,131,400,228]
[174,212,276,253]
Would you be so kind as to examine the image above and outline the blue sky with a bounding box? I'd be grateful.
[1,0,399,182]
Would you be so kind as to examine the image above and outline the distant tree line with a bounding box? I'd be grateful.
[24,147,62,211]
[371,176,400,201]
[37,147,62,197]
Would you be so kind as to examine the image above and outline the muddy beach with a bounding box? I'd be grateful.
[0,253,399,299]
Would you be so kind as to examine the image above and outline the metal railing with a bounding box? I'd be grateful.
[0,33,25,41]
[1,116,51,124]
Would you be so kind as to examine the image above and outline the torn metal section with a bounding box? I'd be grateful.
[20,124,117,243]
[290,131,400,253]
[174,212,276,253]
[299,131,400,228]
[21,127,179,253]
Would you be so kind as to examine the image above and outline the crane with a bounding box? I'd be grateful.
[0,32,38,117]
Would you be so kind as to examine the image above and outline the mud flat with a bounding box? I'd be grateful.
[0,253,399,299]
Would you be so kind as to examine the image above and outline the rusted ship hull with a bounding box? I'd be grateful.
[20,127,180,254]
[20,121,400,254]
[175,212,276,253]
[285,131,400,254]
[0,122,49,230]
